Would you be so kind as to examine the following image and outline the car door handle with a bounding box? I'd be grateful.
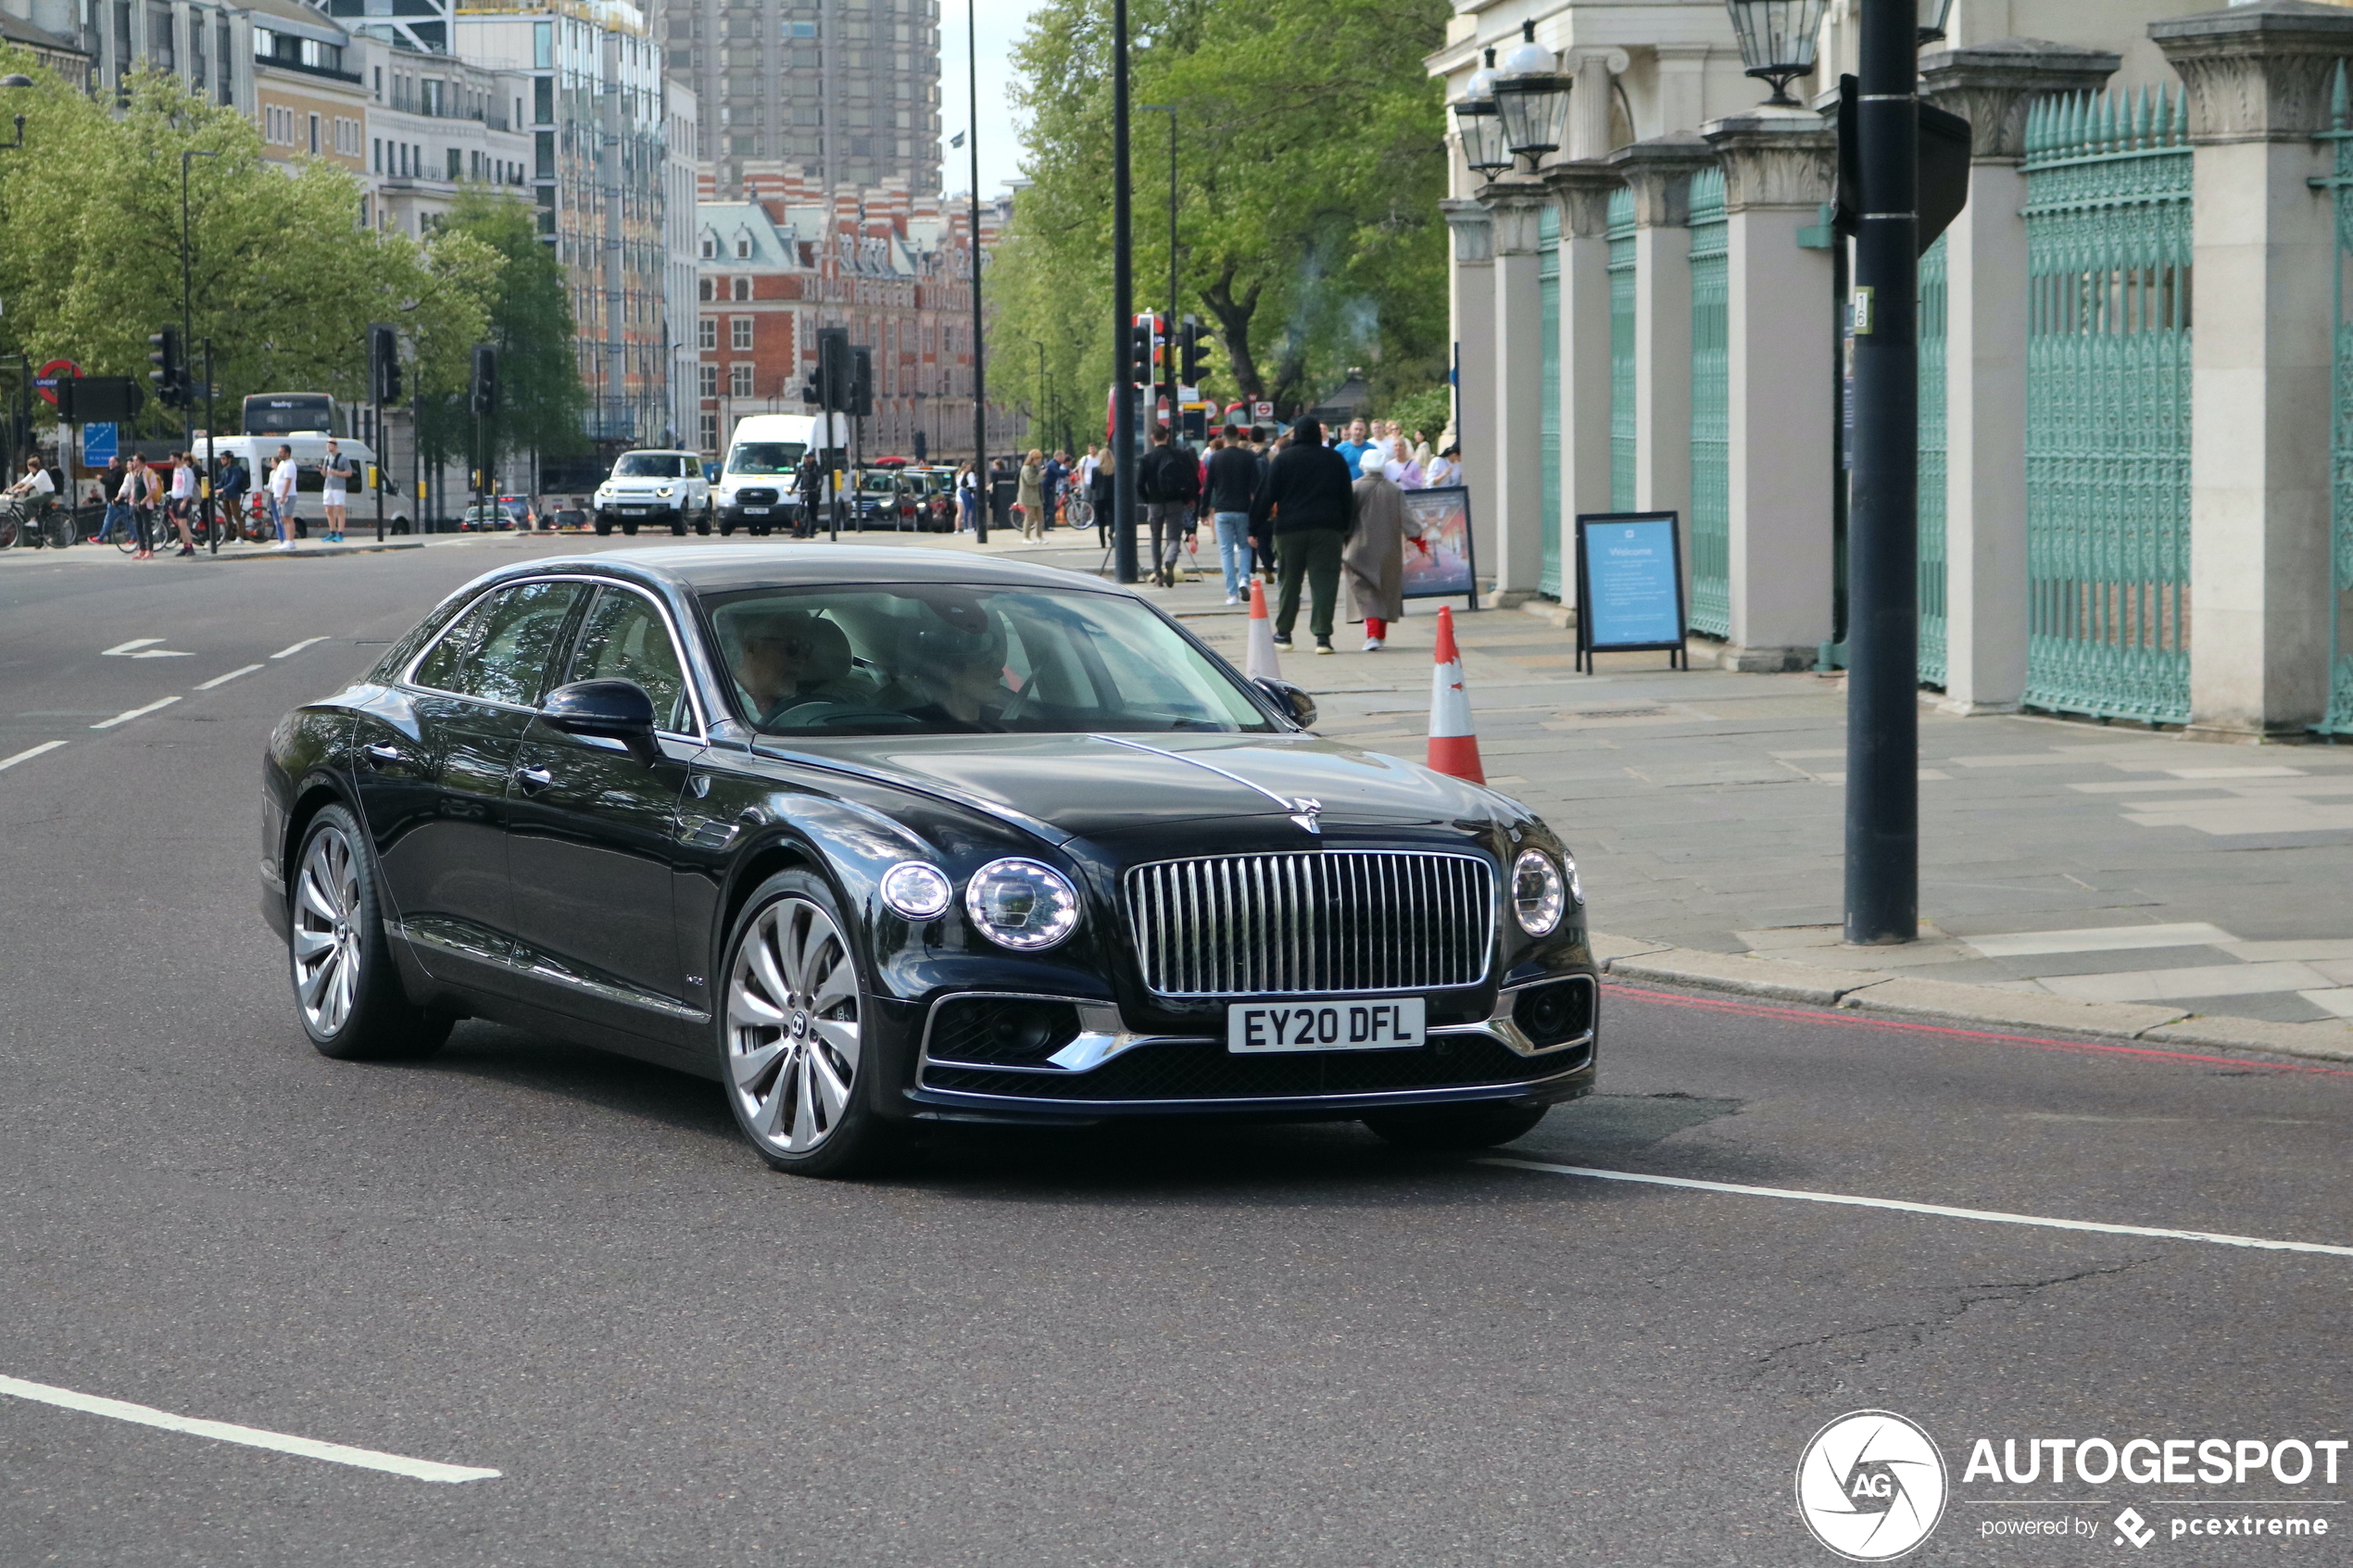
[361,742,406,769]
[515,765,554,794]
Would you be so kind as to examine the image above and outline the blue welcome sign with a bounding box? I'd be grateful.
[1574,511,1688,672]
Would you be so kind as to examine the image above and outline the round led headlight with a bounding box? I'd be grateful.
[964,858,1081,951]
[879,861,952,921]
[1511,848,1566,935]
[657,485,674,496]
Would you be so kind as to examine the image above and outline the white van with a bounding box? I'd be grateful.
[199,433,409,534]
[713,412,849,535]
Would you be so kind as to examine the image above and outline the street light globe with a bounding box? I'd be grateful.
[1491,20,1571,161]
[1723,0,1827,108]
[1452,48,1514,179]
[1918,0,1957,44]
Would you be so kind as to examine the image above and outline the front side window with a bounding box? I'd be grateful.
[704,584,1274,735]
[411,581,585,706]
[565,588,692,734]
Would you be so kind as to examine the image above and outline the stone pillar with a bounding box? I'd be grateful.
[1922,41,2122,714]
[1567,49,1629,163]
[1543,160,1624,617]
[1442,195,1498,582]
[1606,134,1716,546]
[1701,107,1839,671]
[2154,1,2353,743]
[1488,182,1552,602]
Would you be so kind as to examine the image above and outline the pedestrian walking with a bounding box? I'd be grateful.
[1137,425,1199,587]
[1383,435,1425,490]
[1248,426,1277,580]
[1425,444,1461,489]
[121,453,162,558]
[214,448,247,536]
[1345,446,1415,652]
[165,452,199,556]
[1334,418,1372,476]
[1249,417,1355,655]
[955,459,978,533]
[266,443,299,548]
[796,451,825,538]
[91,455,129,544]
[321,439,355,543]
[1042,450,1067,530]
[1204,428,1260,605]
[1088,448,1114,547]
[1017,449,1045,541]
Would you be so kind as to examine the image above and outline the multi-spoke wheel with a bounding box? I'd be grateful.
[289,805,450,1061]
[720,870,897,1175]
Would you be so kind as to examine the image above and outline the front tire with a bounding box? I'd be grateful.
[622,520,640,536]
[289,805,451,1061]
[1364,1103,1546,1150]
[718,870,900,1177]
[593,513,612,536]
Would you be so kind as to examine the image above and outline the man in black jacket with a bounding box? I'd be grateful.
[1136,424,1199,587]
[1247,418,1354,653]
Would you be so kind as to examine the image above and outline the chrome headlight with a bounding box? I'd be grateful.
[657,485,674,496]
[1511,848,1566,935]
[879,861,952,921]
[964,858,1081,951]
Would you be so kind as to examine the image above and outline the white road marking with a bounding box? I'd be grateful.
[89,696,181,730]
[0,1374,499,1484]
[101,638,162,655]
[0,740,68,771]
[194,663,265,691]
[1477,1159,2353,1260]
[269,637,328,659]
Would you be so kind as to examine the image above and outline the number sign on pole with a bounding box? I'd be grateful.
[1574,511,1689,673]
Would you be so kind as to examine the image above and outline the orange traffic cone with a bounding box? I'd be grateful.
[1245,577,1282,682]
[1427,605,1485,784]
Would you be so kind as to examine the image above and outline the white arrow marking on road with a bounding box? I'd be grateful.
[270,637,328,659]
[132,649,195,659]
[0,1374,500,1484]
[194,663,265,691]
[101,638,162,655]
[1478,1158,2353,1260]
[0,740,68,771]
[89,696,181,730]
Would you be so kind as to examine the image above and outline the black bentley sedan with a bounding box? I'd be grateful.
[262,548,1598,1175]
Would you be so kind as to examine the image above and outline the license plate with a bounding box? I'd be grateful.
[1227,997,1425,1054]
[621,507,647,515]
[742,506,769,515]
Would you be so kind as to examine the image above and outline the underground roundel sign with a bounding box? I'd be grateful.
[35,358,79,406]
[1795,1410,1948,1561]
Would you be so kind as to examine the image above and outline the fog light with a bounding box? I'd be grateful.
[1512,978,1594,1047]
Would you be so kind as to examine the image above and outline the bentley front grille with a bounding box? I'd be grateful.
[1124,851,1494,997]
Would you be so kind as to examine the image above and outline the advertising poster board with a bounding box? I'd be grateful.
[1400,485,1478,608]
[1574,510,1688,672]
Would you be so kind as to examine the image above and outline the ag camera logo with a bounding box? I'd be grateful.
[1796,1411,1949,1561]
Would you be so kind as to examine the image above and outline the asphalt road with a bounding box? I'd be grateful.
[4,538,2350,1567]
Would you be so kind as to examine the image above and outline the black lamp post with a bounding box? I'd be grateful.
[1139,104,1178,432]
[1452,50,1513,181]
[1110,0,1137,582]
[1723,0,1827,107]
[964,0,988,542]
[1491,22,1571,166]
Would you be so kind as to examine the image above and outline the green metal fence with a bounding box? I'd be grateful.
[1687,168,1730,638]
[1918,232,1949,687]
[1607,187,1637,511]
[1540,204,1563,598]
[2020,88,2193,726]
[2319,69,2353,735]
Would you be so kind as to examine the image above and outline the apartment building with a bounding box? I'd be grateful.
[359,36,535,237]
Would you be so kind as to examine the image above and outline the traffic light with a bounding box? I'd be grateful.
[1178,317,1205,385]
[816,326,850,411]
[848,345,873,418]
[800,368,823,406]
[369,323,402,405]
[469,343,497,416]
[148,328,184,409]
[1129,322,1154,387]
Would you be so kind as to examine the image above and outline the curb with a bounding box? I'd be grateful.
[1591,930,2353,1066]
[203,541,428,560]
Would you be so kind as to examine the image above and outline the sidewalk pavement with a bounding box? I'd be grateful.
[1023,534,2353,1064]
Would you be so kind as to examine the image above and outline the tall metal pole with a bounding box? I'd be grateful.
[1844,0,1919,946]
[202,338,218,555]
[967,0,988,543]
[1139,106,1176,431]
[1110,0,1138,583]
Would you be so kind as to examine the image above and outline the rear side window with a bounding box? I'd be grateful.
[565,588,694,734]
[411,581,586,707]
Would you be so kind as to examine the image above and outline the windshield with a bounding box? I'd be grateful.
[727,442,806,476]
[704,584,1275,736]
[614,453,688,478]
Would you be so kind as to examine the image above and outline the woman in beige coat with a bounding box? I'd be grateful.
[1343,446,1415,651]
[1016,449,1046,540]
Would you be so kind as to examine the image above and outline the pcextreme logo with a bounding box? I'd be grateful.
[1796,1411,1950,1562]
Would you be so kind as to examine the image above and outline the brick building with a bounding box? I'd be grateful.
[694,167,1016,460]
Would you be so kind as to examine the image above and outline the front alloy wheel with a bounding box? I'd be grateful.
[290,805,449,1060]
[721,872,895,1175]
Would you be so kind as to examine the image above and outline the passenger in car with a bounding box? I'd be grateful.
[734,609,862,723]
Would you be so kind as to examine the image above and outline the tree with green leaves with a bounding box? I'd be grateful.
[989,0,1452,423]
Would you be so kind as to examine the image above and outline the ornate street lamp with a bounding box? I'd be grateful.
[1918,0,1956,45]
[1491,21,1571,163]
[1452,49,1512,180]
[1723,0,1827,107]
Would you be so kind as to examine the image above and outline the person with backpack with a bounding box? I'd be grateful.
[1136,424,1199,588]
[320,439,356,544]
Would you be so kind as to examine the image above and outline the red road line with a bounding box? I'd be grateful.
[1603,980,2353,1078]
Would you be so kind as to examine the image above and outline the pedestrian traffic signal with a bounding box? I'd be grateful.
[848,345,874,418]
[1178,318,1205,384]
[469,343,497,416]
[369,323,402,405]
[148,328,184,409]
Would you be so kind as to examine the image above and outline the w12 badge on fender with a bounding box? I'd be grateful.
[1227,998,1424,1054]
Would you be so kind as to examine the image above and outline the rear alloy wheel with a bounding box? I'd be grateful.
[290,805,451,1061]
[1364,1103,1546,1150]
[720,871,897,1176]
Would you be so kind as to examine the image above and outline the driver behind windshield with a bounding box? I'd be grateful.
[733,609,856,724]
[884,602,1013,730]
